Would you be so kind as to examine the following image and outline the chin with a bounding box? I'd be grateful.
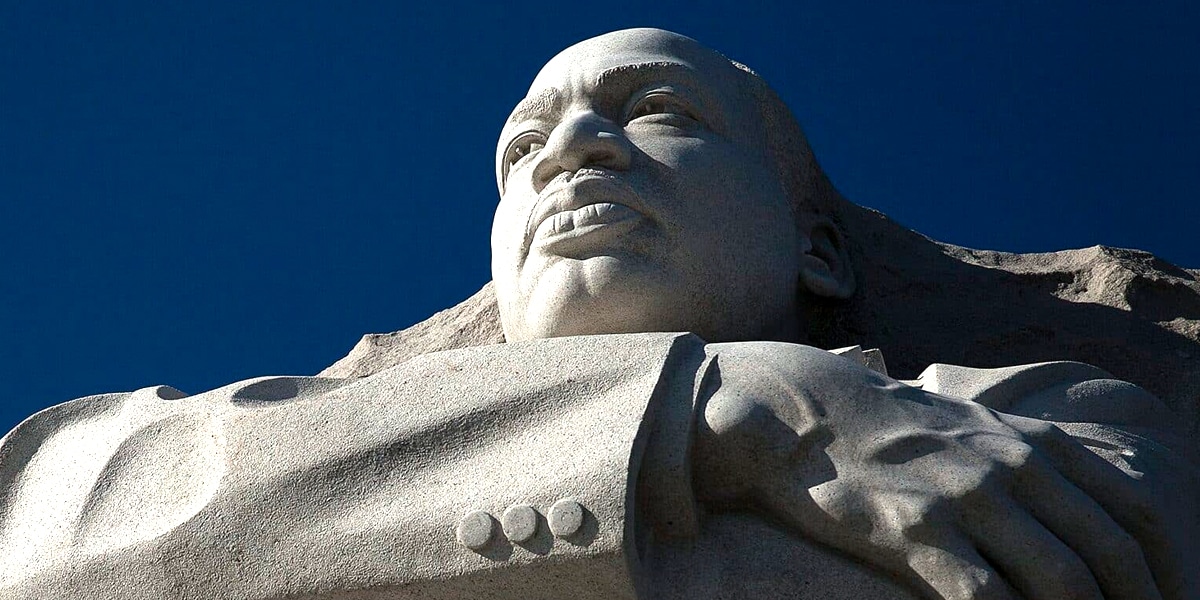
[503,259,798,342]
[507,257,659,332]
[517,299,666,341]
[506,291,798,343]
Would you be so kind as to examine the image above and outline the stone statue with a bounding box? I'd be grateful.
[1,28,1196,600]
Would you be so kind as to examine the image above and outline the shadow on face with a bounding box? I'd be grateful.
[491,28,854,344]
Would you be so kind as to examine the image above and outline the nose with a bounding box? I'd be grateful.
[532,111,633,193]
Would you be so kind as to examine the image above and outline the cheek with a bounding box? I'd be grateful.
[489,206,513,262]
[668,145,800,274]
[490,194,530,285]
[628,131,709,169]
[628,135,736,220]
[491,183,534,250]
[489,198,528,338]
[672,144,789,226]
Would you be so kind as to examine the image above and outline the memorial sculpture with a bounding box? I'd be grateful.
[1,28,1197,600]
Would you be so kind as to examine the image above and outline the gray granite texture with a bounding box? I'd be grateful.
[6,335,1192,599]
[0,334,699,598]
[323,234,1200,440]
[3,27,1197,600]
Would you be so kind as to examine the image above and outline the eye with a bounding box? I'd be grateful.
[626,92,696,124]
[501,131,546,184]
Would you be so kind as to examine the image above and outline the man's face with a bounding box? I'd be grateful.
[491,29,805,343]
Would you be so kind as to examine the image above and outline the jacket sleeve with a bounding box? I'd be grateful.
[0,333,708,600]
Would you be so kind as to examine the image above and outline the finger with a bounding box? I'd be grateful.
[906,538,1020,600]
[1014,450,1163,600]
[999,414,1158,534]
[1000,414,1175,591]
[962,490,1103,600]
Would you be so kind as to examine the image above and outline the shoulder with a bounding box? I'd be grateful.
[915,361,1176,430]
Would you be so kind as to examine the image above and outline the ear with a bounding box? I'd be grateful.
[798,219,856,299]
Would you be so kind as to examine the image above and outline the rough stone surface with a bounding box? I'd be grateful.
[6,26,1198,600]
[500,505,539,543]
[8,335,1190,599]
[321,235,1200,437]
[320,282,505,379]
[0,334,701,599]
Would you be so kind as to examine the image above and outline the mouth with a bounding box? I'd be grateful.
[533,201,643,250]
[526,170,649,254]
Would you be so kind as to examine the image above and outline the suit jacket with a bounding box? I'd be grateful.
[0,333,1192,599]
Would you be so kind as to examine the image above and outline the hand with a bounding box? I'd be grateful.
[691,342,1164,600]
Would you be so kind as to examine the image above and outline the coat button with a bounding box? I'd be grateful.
[456,510,496,550]
[548,499,584,538]
[501,505,539,543]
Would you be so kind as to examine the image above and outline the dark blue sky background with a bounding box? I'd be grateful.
[2,2,1197,432]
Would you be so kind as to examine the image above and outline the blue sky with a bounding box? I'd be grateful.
[2,2,1197,432]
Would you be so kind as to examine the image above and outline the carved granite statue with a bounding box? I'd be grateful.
[1,28,1196,600]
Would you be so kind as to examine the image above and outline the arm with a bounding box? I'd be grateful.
[691,342,1197,600]
[0,333,708,600]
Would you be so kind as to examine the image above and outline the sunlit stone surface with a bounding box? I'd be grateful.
[2,28,1196,600]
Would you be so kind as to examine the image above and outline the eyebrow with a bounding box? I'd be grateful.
[503,61,708,131]
[505,87,563,131]
[593,60,700,92]
[594,60,723,133]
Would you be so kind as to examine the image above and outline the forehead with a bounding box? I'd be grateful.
[504,29,745,129]
[530,29,736,92]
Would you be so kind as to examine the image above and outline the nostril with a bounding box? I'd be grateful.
[530,114,631,191]
[595,133,632,171]
[532,160,567,193]
[592,148,616,166]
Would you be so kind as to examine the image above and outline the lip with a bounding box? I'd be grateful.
[532,201,643,252]
[525,169,649,253]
